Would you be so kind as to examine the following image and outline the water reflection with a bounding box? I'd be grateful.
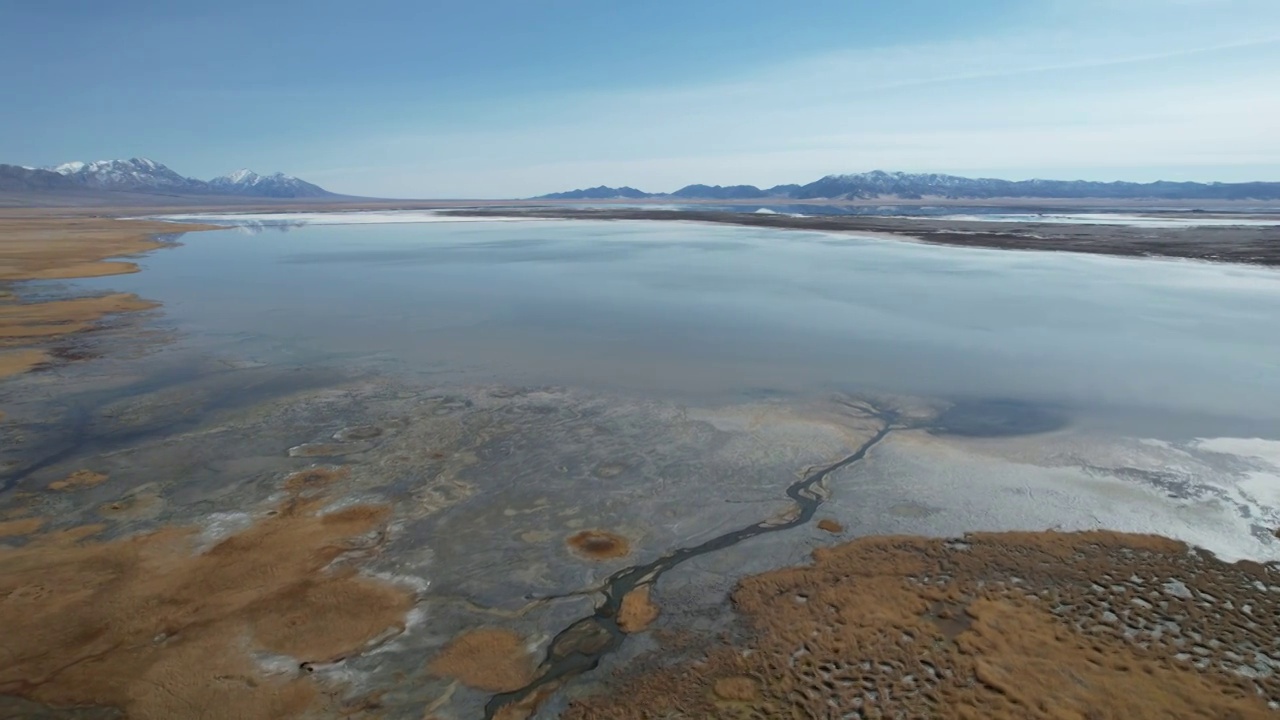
[231,220,307,235]
[88,218,1280,435]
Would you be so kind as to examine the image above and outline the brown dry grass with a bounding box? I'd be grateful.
[0,479,413,719]
[711,676,760,702]
[0,348,48,379]
[0,215,217,282]
[427,629,535,692]
[567,531,1280,719]
[47,469,109,492]
[617,585,660,634]
[0,292,158,343]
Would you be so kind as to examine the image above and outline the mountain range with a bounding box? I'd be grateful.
[537,170,1280,201]
[0,158,334,198]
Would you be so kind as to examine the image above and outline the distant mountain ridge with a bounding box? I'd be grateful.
[1,158,334,198]
[537,170,1280,201]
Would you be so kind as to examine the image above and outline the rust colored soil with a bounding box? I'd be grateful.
[427,628,535,692]
[0,489,412,719]
[617,585,660,633]
[566,529,631,560]
[566,531,1280,719]
[816,518,844,534]
[47,469,109,492]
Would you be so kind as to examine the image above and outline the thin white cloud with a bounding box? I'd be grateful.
[318,1,1280,197]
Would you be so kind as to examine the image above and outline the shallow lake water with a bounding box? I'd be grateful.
[87,216,1280,437]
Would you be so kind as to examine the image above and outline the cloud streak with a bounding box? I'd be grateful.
[305,1,1280,197]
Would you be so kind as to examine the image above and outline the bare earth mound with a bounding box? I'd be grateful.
[566,531,1280,719]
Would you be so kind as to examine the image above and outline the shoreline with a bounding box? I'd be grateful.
[0,210,222,379]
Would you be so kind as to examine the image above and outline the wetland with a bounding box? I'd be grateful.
[2,210,1280,718]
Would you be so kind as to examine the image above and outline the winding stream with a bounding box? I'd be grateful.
[484,405,905,717]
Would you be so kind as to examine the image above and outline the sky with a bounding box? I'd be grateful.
[3,0,1279,198]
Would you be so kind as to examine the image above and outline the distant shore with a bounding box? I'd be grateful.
[444,206,1280,267]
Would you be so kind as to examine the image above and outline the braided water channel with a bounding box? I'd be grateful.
[484,406,909,718]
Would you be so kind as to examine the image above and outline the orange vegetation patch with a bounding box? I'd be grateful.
[0,517,44,537]
[0,490,412,719]
[567,531,1280,719]
[48,469,109,492]
[0,348,48,378]
[816,518,843,534]
[427,628,535,692]
[617,585,660,633]
[566,529,631,560]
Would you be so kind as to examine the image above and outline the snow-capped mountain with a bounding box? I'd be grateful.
[208,169,330,198]
[53,158,204,193]
[0,164,79,192]
[32,157,336,198]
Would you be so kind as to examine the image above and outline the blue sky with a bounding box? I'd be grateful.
[3,0,1279,197]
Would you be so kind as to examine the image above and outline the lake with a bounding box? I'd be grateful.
[89,214,1280,437]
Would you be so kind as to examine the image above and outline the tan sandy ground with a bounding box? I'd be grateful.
[0,466,413,720]
[0,211,220,378]
[566,531,1280,719]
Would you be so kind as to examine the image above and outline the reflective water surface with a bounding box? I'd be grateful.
[86,217,1280,436]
